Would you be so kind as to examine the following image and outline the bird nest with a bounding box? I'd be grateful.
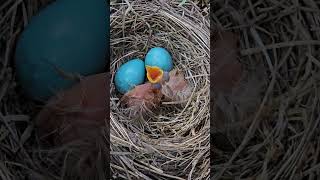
[110,1,210,179]
[213,1,320,179]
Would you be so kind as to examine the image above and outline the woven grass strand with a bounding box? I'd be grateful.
[110,0,210,179]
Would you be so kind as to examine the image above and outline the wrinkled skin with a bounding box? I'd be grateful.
[36,73,108,144]
[160,69,192,102]
[35,72,109,178]
[121,83,162,119]
[121,68,193,119]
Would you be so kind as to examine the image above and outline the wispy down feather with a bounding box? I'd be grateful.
[160,69,193,103]
[121,83,162,119]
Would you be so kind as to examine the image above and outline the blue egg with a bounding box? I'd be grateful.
[15,0,108,101]
[145,47,173,72]
[115,59,145,94]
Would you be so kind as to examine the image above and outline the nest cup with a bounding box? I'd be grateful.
[110,1,209,179]
[1,0,109,179]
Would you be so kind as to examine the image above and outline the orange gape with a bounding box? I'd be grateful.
[146,65,164,83]
[150,69,159,79]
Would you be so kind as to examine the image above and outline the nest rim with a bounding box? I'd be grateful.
[110,1,210,179]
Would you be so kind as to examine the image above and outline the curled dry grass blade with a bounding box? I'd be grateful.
[212,0,320,179]
[1,0,210,180]
[110,0,209,179]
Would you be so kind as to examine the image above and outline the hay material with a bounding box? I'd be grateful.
[1,0,110,179]
[0,0,209,179]
[110,0,210,179]
[213,0,320,179]
[0,1,56,180]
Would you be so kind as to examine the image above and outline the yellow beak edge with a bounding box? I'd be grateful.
[146,66,164,83]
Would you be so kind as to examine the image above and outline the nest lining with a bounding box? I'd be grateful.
[110,1,210,179]
[213,0,320,179]
[0,0,209,179]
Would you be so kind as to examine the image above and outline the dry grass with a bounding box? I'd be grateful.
[110,0,209,179]
[0,1,58,179]
[0,0,108,179]
[0,0,209,180]
[213,0,320,179]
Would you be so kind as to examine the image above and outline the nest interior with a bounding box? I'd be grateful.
[0,0,209,179]
[1,0,111,179]
[110,1,209,180]
[213,0,320,179]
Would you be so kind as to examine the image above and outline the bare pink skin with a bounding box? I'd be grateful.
[160,69,192,102]
[35,73,108,144]
[121,83,162,118]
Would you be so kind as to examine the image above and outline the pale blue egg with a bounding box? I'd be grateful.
[145,47,173,72]
[115,59,145,94]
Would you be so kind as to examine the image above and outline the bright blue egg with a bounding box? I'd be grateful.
[15,0,108,101]
[145,47,173,72]
[115,59,145,94]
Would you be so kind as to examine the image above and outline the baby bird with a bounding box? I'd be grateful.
[35,73,108,179]
[146,65,193,102]
[160,69,193,103]
[120,66,164,119]
[212,29,267,151]
[121,82,162,119]
[121,65,193,119]
[145,65,192,102]
[36,73,107,144]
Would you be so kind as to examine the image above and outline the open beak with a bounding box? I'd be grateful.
[146,66,164,83]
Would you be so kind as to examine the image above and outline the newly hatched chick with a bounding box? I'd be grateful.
[36,73,107,144]
[121,63,193,119]
[35,72,108,179]
[121,82,162,119]
[120,66,163,119]
[212,30,243,132]
[146,65,192,102]
[160,69,193,102]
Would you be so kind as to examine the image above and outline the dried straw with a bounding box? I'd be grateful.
[110,0,210,179]
[0,0,209,179]
[0,0,56,180]
[213,0,320,179]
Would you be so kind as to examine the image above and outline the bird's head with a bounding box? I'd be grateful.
[146,65,170,90]
[146,65,163,83]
